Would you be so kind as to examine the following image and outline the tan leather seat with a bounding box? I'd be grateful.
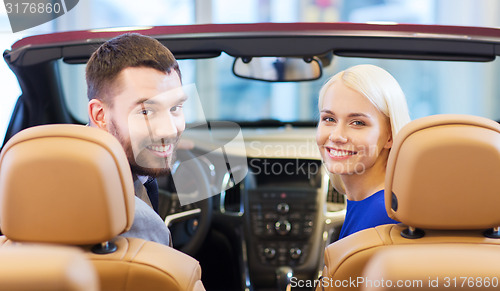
[362,244,500,290]
[0,245,98,291]
[319,114,500,291]
[0,124,205,291]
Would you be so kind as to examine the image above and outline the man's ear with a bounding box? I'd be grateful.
[88,99,107,129]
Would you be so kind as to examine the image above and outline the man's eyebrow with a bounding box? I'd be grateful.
[177,93,188,103]
[134,98,153,106]
[133,93,188,107]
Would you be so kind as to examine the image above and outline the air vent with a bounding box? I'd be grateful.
[327,182,345,204]
[326,180,346,212]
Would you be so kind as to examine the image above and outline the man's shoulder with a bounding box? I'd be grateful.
[120,197,171,247]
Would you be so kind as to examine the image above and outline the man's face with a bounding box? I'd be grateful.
[105,67,186,177]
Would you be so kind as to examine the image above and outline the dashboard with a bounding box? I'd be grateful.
[180,126,346,289]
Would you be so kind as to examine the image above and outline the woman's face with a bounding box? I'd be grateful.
[316,81,392,176]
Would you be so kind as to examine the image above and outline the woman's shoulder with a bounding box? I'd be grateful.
[357,189,385,204]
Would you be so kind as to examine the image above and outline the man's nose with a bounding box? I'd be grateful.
[152,111,178,138]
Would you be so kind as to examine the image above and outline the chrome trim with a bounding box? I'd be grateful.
[164,208,201,227]
[220,167,244,217]
[240,229,252,291]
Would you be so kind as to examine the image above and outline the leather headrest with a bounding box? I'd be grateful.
[0,125,135,244]
[385,114,500,230]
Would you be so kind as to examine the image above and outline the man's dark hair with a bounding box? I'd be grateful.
[86,33,181,104]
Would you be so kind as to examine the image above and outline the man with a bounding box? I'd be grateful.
[86,33,186,246]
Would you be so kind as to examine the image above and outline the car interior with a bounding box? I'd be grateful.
[1,21,500,291]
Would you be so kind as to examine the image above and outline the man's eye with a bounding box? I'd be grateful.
[140,109,153,116]
[170,105,183,112]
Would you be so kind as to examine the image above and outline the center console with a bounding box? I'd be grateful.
[249,188,317,267]
[243,158,326,289]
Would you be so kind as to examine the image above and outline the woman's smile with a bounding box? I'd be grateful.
[325,147,357,160]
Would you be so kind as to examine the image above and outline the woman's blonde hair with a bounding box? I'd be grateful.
[318,64,411,194]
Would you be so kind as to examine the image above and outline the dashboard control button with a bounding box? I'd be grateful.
[275,220,291,235]
[290,248,302,260]
[264,247,276,259]
[276,202,290,214]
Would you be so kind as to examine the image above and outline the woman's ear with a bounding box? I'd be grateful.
[384,126,393,149]
[384,134,393,149]
[88,99,107,129]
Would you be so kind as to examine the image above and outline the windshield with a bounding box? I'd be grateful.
[60,53,500,125]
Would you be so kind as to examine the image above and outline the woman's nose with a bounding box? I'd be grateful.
[328,125,348,143]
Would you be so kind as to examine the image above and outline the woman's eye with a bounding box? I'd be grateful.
[352,120,366,126]
[322,116,335,122]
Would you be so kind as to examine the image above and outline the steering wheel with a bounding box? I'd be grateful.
[157,149,213,256]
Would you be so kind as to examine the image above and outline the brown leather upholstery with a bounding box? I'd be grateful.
[319,114,500,291]
[0,245,98,291]
[0,124,135,244]
[385,114,500,229]
[0,124,205,291]
[362,244,500,290]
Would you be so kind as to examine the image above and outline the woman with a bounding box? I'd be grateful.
[316,64,411,239]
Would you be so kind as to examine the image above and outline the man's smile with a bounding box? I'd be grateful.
[146,143,174,158]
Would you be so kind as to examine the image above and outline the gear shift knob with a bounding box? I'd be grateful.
[276,266,293,291]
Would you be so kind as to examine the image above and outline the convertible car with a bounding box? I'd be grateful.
[1,23,500,290]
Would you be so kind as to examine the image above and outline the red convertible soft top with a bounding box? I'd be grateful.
[5,22,500,66]
[10,22,500,49]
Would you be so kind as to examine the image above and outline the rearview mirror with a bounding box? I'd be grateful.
[232,56,322,82]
